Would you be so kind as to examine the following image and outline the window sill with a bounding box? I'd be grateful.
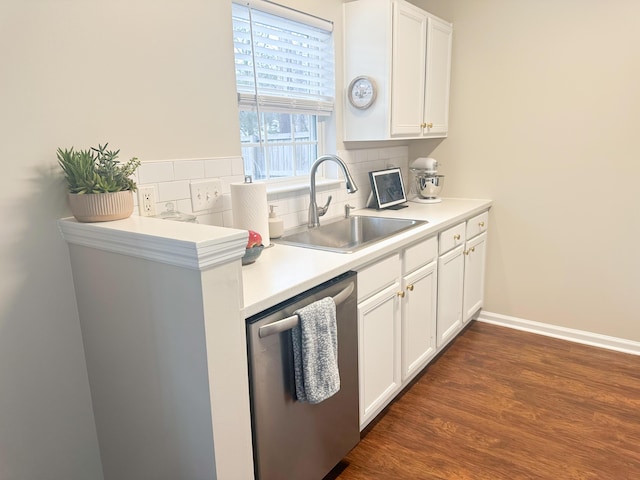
[266,178,342,196]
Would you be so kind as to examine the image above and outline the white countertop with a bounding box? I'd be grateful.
[59,198,491,318]
[241,197,492,318]
[58,215,249,270]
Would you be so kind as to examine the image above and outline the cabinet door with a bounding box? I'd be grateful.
[390,1,427,137]
[402,261,437,382]
[463,232,487,322]
[423,16,452,137]
[358,283,402,430]
[437,245,464,348]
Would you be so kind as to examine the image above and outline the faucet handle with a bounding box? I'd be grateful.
[318,195,332,217]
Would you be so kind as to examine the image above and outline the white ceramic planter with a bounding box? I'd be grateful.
[68,190,134,222]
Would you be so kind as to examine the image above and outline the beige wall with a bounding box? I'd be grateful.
[3,0,639,477]
[0,0,348,478]
[410,0,640,340]
[0,0,265,478]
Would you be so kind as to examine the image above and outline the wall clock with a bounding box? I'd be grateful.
[347,76,377,109]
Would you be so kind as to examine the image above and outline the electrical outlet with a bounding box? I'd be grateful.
[190,179,221,212]
[138,185,157,216]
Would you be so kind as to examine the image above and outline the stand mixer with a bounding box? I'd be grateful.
[409,157,444,204]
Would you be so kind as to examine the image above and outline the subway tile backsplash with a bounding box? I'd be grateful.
[173,160,205,180]
[134,146,409,231]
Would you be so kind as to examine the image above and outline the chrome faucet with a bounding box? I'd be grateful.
[308,154,358,228]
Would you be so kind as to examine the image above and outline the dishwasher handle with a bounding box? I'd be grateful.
[258,282,355,338]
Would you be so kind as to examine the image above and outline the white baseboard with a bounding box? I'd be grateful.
[477,311,640,356]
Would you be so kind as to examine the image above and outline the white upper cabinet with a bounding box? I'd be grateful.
[344,0,453,141]
[390,2,427,137]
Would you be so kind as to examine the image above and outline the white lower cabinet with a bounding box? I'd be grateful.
[402,262,437,380]
[436,244,465,348]
[463,211,489,322]
[356,209,489,429]
[436,222,466,348]
[357,282,401,429]
[357,237,437,429]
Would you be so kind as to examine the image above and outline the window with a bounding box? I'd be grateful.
[232,1,335,181]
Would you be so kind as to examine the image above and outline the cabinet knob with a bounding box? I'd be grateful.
[420,122,427,128]
[464,249,469,255]
[426,122,433,128]
[471,246,476,253]
[454,234,461,240]
[397,291,406,298]
[407,284,414,292]
[479,221,485,227]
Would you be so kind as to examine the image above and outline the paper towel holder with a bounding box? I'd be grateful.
[231,174,272,249]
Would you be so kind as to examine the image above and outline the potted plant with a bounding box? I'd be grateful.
[57,143,141,222]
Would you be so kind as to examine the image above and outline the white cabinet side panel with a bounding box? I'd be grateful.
[344,0,392,141]
[69,245,216,480]
[201,262,255,479]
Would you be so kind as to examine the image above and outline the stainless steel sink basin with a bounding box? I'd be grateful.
[275,215,427,253]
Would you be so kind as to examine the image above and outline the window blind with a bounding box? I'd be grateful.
[232,2,335,116]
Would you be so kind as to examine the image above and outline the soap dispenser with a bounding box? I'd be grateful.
[268,205,284,239]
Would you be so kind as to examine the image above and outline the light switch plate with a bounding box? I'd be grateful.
[190,179,221,212]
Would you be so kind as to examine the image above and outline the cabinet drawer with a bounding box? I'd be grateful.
[357,253,400,301]
[404,236,437,274]
[439,222,466,255]
[466,211,489,239]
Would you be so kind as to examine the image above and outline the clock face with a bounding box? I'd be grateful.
[348,76,377,109]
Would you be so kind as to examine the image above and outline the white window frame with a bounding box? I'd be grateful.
[232,0,335,184]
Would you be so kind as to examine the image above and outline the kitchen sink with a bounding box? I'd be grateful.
[275,215,427,253]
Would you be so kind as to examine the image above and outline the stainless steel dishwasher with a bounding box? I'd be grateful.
[246,271,359,480]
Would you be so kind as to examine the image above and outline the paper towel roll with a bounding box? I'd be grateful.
[231,181,270,246]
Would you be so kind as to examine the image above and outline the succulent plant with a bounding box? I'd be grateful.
[57,143,140,194]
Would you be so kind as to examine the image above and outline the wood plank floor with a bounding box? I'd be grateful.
[328,321,640,480]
